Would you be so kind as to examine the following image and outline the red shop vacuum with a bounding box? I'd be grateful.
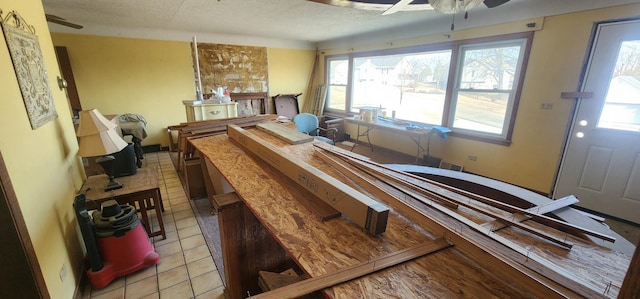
[74,194,159,289]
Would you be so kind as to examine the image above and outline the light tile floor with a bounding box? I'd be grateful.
[82,151,225,299]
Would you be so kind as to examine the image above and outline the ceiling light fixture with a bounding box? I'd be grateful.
[429,0,484,30]
[429,0,484,14]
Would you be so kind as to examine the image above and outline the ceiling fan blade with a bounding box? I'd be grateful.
[382,0,414,15]
[308,0,392,10]
[483,0,510,8]
[308,0,430,12]
[45,14,83,29]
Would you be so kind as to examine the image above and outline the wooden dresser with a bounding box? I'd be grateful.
[183,101,238,122]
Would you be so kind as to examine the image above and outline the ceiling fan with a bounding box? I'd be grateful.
[309,0,510,15]
[45,14,83,29]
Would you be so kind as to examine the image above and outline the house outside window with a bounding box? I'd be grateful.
[324,32,533,144]
[450,39,529,139]
[597,40,640,132]
[352,51,452,125]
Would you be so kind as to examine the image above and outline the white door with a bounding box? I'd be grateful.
[555,20,640,224]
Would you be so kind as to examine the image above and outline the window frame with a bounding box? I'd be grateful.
[326,56,352,113]
[324,32,534,145]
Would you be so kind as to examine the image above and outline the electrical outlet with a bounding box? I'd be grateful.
[59,264,67,282]
[468,155,477,161]
[82,157,89,167]
[540,103,553,109]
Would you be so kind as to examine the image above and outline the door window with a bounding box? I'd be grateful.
[597,40,640,132]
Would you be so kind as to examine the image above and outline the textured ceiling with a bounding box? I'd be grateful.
[41,0,639,49]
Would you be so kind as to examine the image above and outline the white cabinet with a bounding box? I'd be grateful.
[183,101,238,122]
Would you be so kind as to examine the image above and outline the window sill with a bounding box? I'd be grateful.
[450,131,512,146]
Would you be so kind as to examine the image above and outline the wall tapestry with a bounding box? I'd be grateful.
[1,10,58,129]
[193,43,268,94]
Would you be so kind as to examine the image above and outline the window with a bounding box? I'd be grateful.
[352,50,452,125]
[324,32,532,143]
[450,39,528,138]
[597,40,640,132]
[327,57,349,111]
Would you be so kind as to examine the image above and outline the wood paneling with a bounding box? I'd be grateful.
[0,152,49,298]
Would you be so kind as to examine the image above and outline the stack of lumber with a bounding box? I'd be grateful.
[302,142,633,299]
[167,115,274,199]
[170,115,275,173]
[190,127,637,298]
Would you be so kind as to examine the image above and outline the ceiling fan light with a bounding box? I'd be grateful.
[430,0,484,14]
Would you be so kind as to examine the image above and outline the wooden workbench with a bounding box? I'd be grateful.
[190,127,634,298]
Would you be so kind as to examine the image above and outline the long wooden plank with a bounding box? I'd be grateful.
[315,151,459,209]
[483,196,580,232]
[319,148,573,249]
[387,167,615,242]
[256,122,313,144]
[321,151,574,249]
[179,114,273,129]
[315,143,615,243]
[482,213,528,231]
[530,196,580,215]
[227,124,389,235]
[315,145,609,298]
[314,151,571,298]
[249,238,452,299]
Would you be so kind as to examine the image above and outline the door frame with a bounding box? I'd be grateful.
[55,46,82,117]
[0,151,49,298]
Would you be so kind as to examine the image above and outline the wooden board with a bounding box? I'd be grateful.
[258,270,305,292]
[257,122,313,144]
[250,238,452,299]
[227,124,389,235]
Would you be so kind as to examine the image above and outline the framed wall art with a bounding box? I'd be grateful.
[1,10,57,129]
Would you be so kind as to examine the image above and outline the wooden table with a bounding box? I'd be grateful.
[81,167,165,240]
[191,128,635,298]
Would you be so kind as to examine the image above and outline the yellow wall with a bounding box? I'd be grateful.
[328,4,640,194]
[51,34,317,147]
[0,0,86,298]
[267,48,317,110]
[51,34,196,146]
